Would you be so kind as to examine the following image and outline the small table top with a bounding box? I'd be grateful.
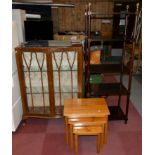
[63,98,110,118]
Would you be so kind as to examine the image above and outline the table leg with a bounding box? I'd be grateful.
[104,122,108,144]
[70,124,73,149]
[101,123,105,148]
[65,117,69,144]
[75,134,78,154]
[100,133,103,150]
[97,134,101,153]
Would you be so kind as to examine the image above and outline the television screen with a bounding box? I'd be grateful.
[24,20,53,41]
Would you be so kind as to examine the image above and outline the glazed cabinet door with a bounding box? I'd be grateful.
[16,49,55,119]
[50,46,83,116]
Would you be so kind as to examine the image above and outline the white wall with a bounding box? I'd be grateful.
[12,9,26,44]
[12,9,26,131]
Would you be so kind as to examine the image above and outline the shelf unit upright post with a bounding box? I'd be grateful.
[124,3,140,122]
[84,2,140,123]
[84,4,88,97]
[84,3,92,97]
[117,5,129,108]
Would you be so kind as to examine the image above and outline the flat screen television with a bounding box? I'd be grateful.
[24,20,53,41]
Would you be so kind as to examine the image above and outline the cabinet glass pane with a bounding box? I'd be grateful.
[51,51,78,111]
[22,52,50,114]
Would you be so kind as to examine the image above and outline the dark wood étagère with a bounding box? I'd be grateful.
[84,2,140,123]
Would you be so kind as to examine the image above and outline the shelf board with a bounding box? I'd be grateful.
[26,92,78,94]
[26,92,49,94]
[28,106,51,115]
[55,92,78,93]
[24,70,47,72]
[108,106,127,121]
[89,64,130,74]
[90,83,129,96]
[24,70,77,72]
[101,56,122,64]
[26,106,64,118]
[91,36,124,42]
[91,16,126,19]
[90,64,122,74]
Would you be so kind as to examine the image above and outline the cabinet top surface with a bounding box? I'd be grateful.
[63,98,110,117]
[16,40,82,49]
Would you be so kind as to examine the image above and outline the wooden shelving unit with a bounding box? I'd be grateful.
[84,3,140,123]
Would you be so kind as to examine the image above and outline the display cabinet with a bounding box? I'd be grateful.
[15,41,83,119]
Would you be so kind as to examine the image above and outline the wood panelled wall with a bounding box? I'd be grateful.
[52,1,114,33]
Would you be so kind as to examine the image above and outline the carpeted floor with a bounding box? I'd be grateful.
[12,98,142,155]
